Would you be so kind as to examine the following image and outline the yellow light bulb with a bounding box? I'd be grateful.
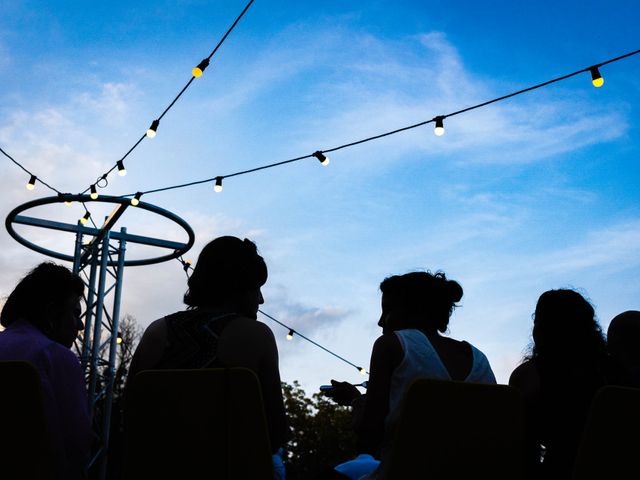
[146,119,159,138]
[359,367,367,375]
[64,200,72,206]
[286,329,294,341]
[80,212,91,225]
[590,67,604,88]
[214,177,223,192]
[146,129,157,138]
[192,67,203,78]
[131,192,142,206]
[117,160,127,176]
[116,336,123,345]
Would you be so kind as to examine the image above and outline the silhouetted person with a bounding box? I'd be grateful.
[0,262,91,480]
[509,289,609,480]
[607,310,640,388]
[324,271,496,479]
[127,236,288,476]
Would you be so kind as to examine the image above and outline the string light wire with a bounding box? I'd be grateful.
[0,146,62,194]
[177,257,368,375]
[121,48,640,198]
[80,0,255,196]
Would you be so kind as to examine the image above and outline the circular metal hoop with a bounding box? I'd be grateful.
[5,194,195,267]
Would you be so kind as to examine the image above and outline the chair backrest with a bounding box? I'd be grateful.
[0,360,54,480]
[572,385,640,480]
[385,378,525,480]
[123,367,274,480]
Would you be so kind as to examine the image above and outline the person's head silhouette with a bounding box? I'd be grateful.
[183,236,267,319]
[607,310,640,382]
[378,271,462,334]
[1,262,84,348]
[531,289,606,361]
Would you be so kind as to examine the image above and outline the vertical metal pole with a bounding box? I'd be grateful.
[72,222,84,274]
[98,228,126,480]
[88,231,111,413]
[81,252,99,371]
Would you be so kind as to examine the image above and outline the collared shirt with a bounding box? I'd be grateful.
[0,320,91,480]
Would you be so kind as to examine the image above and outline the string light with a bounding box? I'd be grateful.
[214,176,223,192]
[117,160,127,176]
[182,259,192,272]
[131,192,142,206]
[434,116,445,136]
[192,58,210,78]
[590,67,604,87]
[358,367,366,375]
[286,329,294,341]
[80,211,91,225]
[90,184,98,200]
[313,151,330,166]
[146,120,160,138]
[116,336,123,345]
[26,175,36,190]
[76,0,255,198]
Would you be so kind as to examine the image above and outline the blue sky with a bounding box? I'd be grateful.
[1,0,639,392]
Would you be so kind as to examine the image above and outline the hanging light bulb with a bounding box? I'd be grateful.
[116,336,123,345]
[131,192,142,206]
[434,116,445,136]
[89,184,98,200]
[80,211,91,225]
[183,259,192,272]
[214,176,223,193]
[146,119,160,138]
[286,329,294,341]
[192,58,210,78]
[358,367,367,376]
[590,67,604,88]
[26,175,37,190]
[117,160,127,176]
[313,151,330,166]
[65,199,73,206]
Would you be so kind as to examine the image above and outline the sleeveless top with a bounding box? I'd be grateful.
[154,309,239,369]
[385,329,496,433]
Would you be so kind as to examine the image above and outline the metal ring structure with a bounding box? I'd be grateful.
[5,194,195,267]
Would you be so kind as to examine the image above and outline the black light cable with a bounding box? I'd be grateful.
[80,0,255,197]
[176,257,368,375]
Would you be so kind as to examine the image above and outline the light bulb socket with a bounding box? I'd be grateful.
[214,176,223,192]
[313,151,329,166]
[117,160,127,176]
[26,175,37,190]
[147,119,160,138]
[90,184,98,200]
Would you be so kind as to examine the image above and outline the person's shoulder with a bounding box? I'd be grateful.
[509,360,539,387]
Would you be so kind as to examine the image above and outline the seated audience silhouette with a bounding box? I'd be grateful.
[0,262,91,480]
[606,310,640,388]
[127,236,288,474]
[509,289,609,480]
[324,270,496,479]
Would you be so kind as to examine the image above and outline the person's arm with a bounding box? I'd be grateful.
[45,345,92,479]
[256,322,289,453]
[125,318,167,394]
[353,333,402,454]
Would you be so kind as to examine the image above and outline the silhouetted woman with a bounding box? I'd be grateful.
[509,289,609,480]
[127,236,288,468]
[0,262,91,480]
[325,271,496,479]
[607,310,640,388]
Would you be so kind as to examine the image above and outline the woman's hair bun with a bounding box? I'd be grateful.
[446,279,463,304]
